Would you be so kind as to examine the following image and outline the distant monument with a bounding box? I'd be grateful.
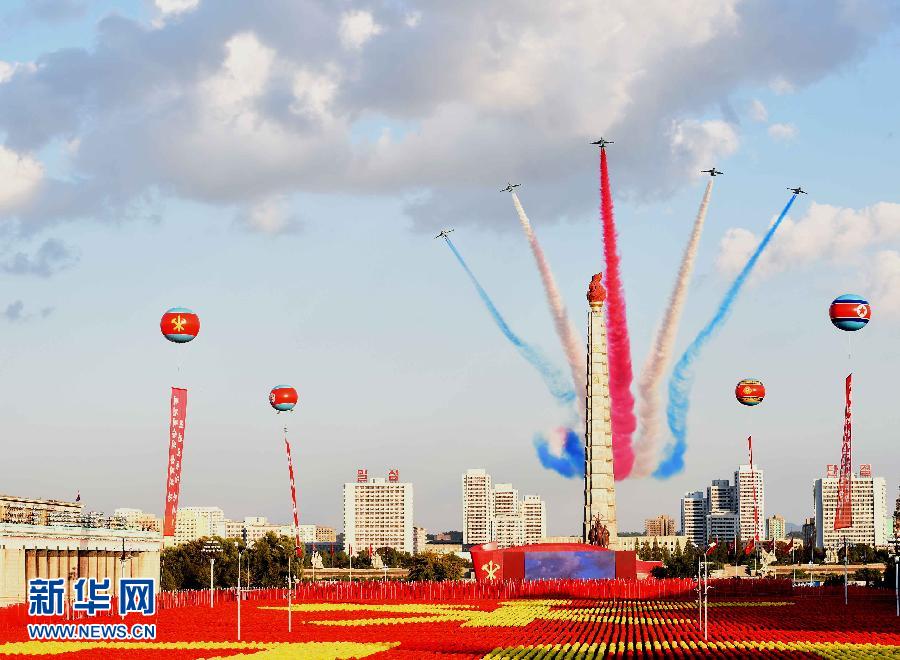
[583,274,619,548]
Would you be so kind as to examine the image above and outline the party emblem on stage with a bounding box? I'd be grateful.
[160,307,200,343]
[482,561,500,581]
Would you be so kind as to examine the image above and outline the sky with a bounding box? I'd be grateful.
[1,0,898,537]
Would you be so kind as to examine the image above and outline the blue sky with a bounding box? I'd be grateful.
[1,1,898,536]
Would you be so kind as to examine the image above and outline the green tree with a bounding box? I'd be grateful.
[247,533,296,588]
[406,553,469,581]
[637,541,652,561]
[853,567,881,585]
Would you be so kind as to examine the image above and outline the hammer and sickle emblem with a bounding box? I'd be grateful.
[482,560,500,580]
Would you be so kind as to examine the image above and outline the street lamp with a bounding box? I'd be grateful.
[202,540,222,609]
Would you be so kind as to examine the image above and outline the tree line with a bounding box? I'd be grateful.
[160,533,470,590]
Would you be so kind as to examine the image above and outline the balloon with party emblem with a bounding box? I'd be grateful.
[269,385,298,412]
[735,379,765,406]
[829,294,870,331]
[160,307,200,343]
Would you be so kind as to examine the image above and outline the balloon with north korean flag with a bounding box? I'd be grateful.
[829,294,870,331]
[269,385,298,412]
[160,307,200,343]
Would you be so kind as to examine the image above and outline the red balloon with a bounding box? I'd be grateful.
[735,379,765,406]
[269,385,298,412]
[161,307,200,343]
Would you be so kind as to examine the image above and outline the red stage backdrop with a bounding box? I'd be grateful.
[834,374,853,530]
[163,387,188,537]
[285,437,302,556]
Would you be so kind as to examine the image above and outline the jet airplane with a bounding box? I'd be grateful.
[590,137,614,148]
[787,186,807,195]
[501,183,521,192]
[434,229,455,239]
[701,168,723,177]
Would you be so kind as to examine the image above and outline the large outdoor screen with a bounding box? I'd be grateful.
[523,551,616,580]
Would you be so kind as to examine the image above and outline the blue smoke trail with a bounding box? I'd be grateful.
[654,194,798,479]
[534,427,583,478]
[443,237,575,404]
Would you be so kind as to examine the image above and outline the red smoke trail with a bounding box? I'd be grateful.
[599,148,635,479]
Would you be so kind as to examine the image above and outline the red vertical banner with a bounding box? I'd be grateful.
[285,436,302,556]
[834,374,853,530]
[163,387,188,538]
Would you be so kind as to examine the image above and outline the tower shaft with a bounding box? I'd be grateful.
[584,275,618,546]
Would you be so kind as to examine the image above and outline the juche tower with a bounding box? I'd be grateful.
[583,273,618,547]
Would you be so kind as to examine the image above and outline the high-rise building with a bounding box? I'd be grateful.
[522,495,547,545]
[704,477,738,544]
[462,469,493,545]
[174,507,225,545]
[735,465,765,542]
[706,511,739,544]
[343,473,414,554]
[492,484,522,547]
[494,514,525,548]
[802,517,816,550]
[413,526,427,554]
[493,484,520,517]
[644,514,676,537]
[814,468,888,549]
[707,480,737,514]
[766,514,786,541]
[113,508,162,533]
[315,526,337,543]
[583,274,618,547]
[681,491,707,547]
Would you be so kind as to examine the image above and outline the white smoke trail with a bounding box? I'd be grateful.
[511,192,587,422]
[632,179,714,477]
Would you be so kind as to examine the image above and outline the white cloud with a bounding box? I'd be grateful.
[0,1,894,231]
[868,250,900,316]
[339,10,383,50]
[404,12,422,28]
[154,0,199,17]
[769,76,796,94]
[0,146,43,212]
[0,61,14,84]
[238,197,298,234]
[716,201,900,280]
[670,119,740,175]
[749,98,768,122]
[203,32,275,113]
[768,122,797,141]
[291,68,339,123]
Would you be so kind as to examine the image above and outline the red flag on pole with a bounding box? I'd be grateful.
[834,374,853,530]
[705,539,718,556]
[284,433,302,557]
[744,538,755,556]
[163,387,188,538]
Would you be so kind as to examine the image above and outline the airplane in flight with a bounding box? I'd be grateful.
[787,186,807,195]
[434,229,455,239]
[590,137,614,148]
[701,168,723,177]
[501,183,521,192]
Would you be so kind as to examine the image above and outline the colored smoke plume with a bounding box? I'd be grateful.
[633,180,714,477]
[655,194,798,478]
[443,237,576,405]
[511,192,587,418]
[534,426,582,478]
[598,148,636,479]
